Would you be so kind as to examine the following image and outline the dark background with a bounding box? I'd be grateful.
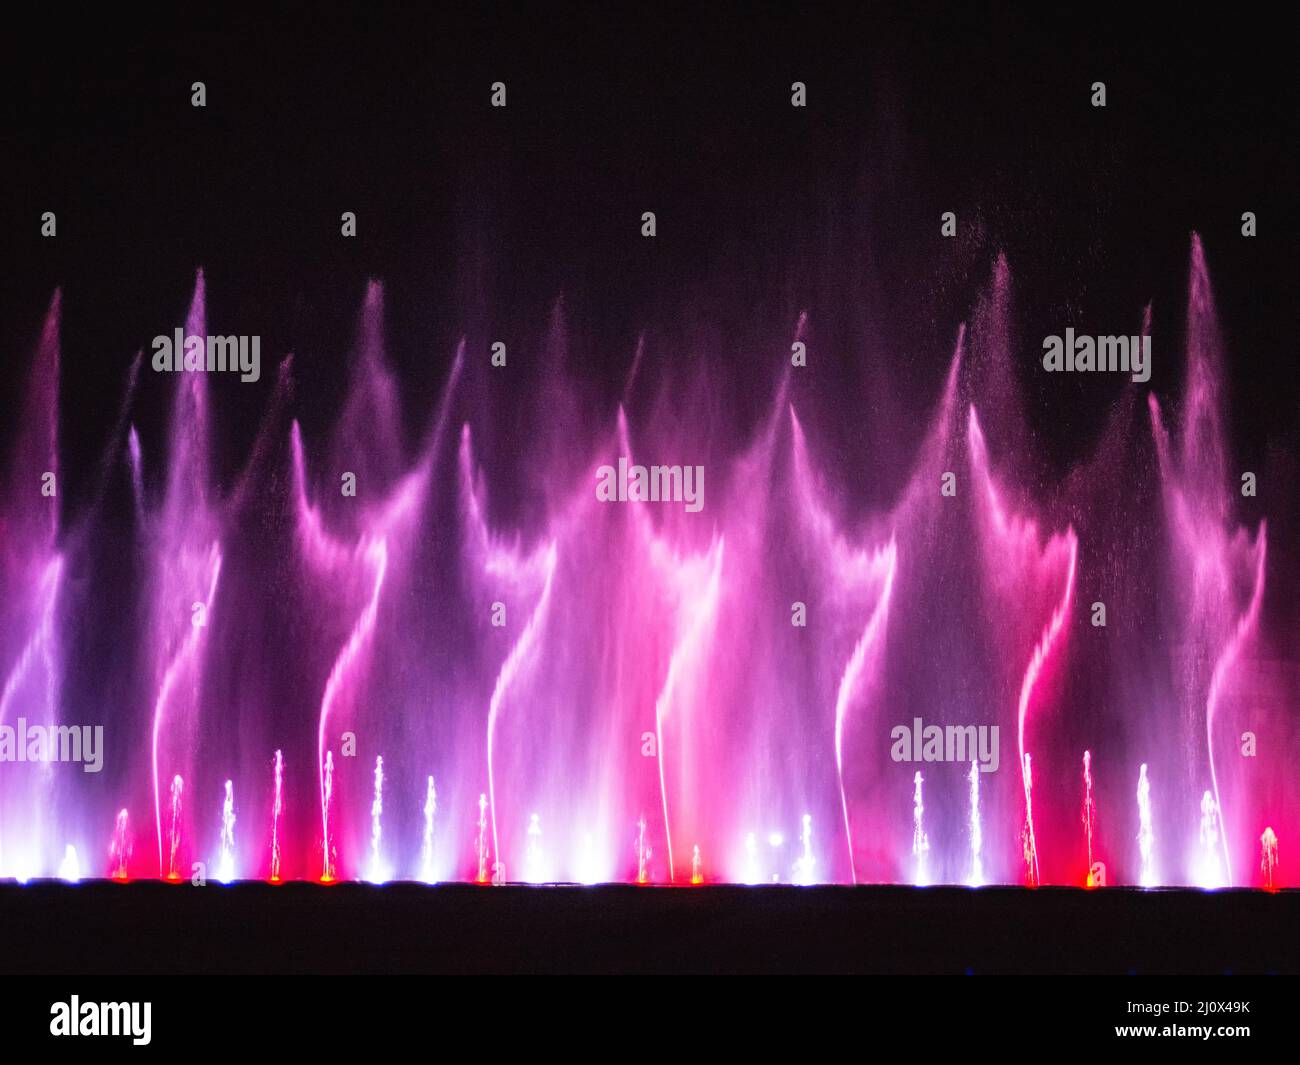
[1,3,1296,506]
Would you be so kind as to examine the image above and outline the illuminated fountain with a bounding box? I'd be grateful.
[216,780,236,883]
[420,776,437,884]
[1083,751,1097,887]
[968,761,984,887]
[1197,790,1225,890]
[0,237,1294,889]
[912,772,930,886]
[1148,235,1268,889]
[1261,828,1279,891]
[270,751,284,882]
[110,810,131,881]
[636,816,651,885]
[321,751,336,882]
[367,756,386,884]
[792,814,815,885]
[0,293,63,880]
[1021,754,1039,887]
[475,794,490,884]
[58,844,79,883]
[166,776,184,881]
[1137,764,1157,888]
[524,813,543,884]
[133,275,223,883]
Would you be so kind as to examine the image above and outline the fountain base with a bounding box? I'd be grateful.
[2,881,1295,975]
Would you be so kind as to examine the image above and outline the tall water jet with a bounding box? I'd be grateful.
[167,775,184,880]
[321,751,336,882]
[1149,235,1267,888]
[1083,751,1097,887]
[830,543,896,886]
[1196,790,1224,889]
[110,810,131,880]
[139,273,223,881]
[308,525,388,881]
[524,813,543,883]
[968,761,984,887]
[967,390,1077,887]
[480,531,557,882]
[647,538,721,886]
[574,832,600,885]
[1137,764,1156,887]
[0,290,64,879]
[1021,754,1039,887]
[421,776,437,883]
[217,779,236,883]
[912,772,930,886]
[792,814,815,885]
[476,793,489,884]
[270,751,283,882]
[367,755,385,883]
[292,281,438,884]
[636,815,651,885]
[789,408,896,886]
[1260,827,1278,891]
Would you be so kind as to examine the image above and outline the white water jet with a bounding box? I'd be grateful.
[1196,790,1225,889]
[1083,750,1096,885]
[1137,763,1157,887]
[420,775,437,883]
[792,814,815,885]
[524,812,543,883]
[321,750,335,881]
[58,844,80,883]
[367,755,385,883]
[967,760,984,887]
[216,779,236,883]
[912,771,930,886]
[741,831,760,885]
